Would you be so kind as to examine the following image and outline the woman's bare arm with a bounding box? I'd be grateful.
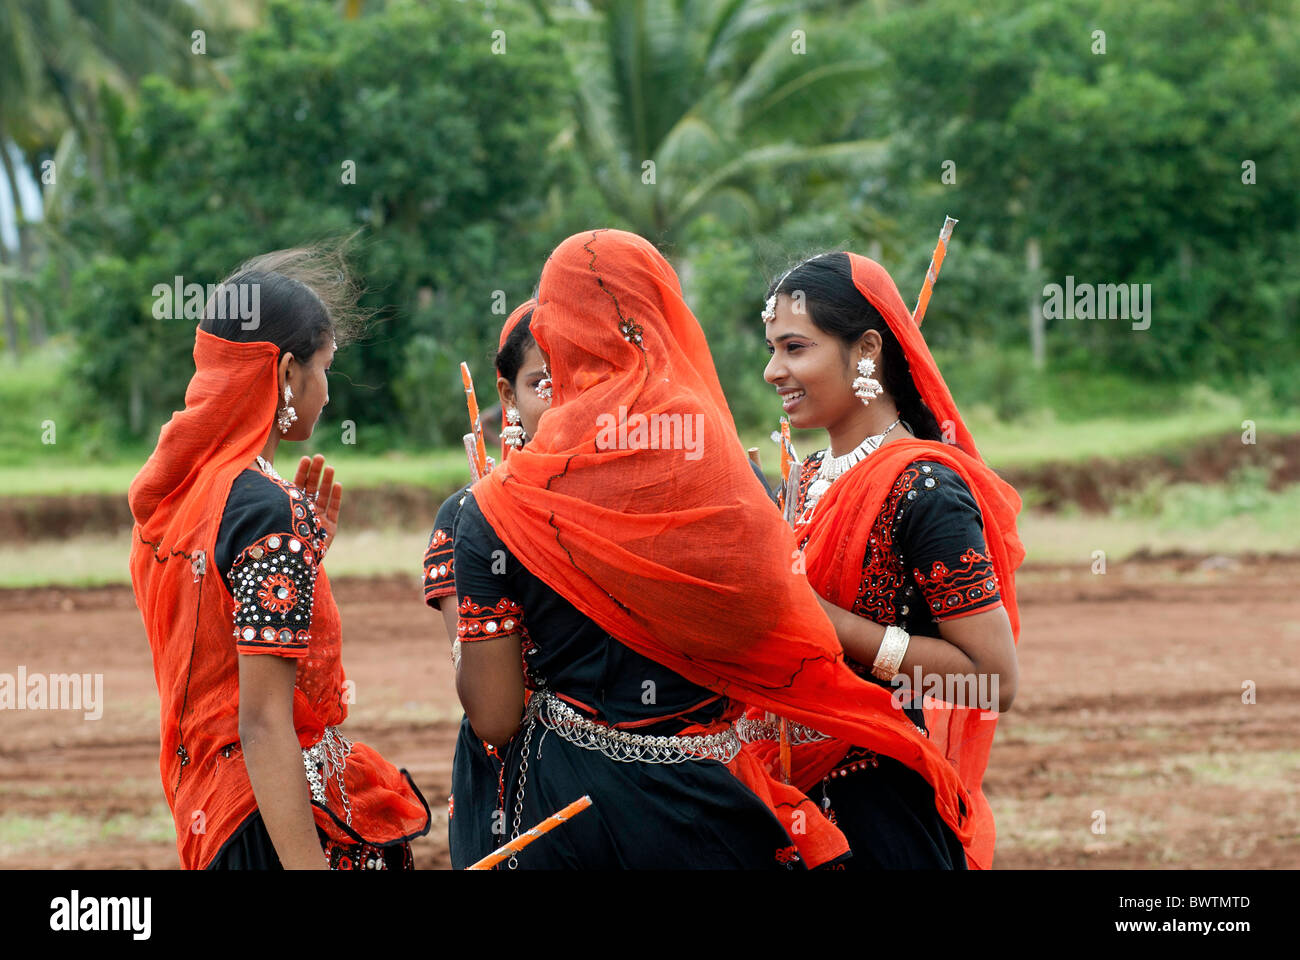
[238,654,328,869]
[816,595,1018,711]
[455,632,526,748]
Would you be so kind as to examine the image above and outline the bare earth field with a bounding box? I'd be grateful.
[2,559,1297,870]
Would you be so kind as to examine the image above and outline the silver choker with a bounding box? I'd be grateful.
[255,455,284,483]
[804,418,901,509]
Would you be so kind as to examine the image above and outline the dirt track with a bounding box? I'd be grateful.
[2,559,1298,869]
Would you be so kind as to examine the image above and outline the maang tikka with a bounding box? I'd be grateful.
[535,362,553,403]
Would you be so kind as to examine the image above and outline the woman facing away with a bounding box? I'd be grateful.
[129,247,430,869]
[449,227,987,869]
[422,297,546,868]
[745,250,1024,869]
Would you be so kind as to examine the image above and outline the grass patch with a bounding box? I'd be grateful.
[1018,483,1300,564]
[0,529,432,588]
[0,808,175,858]
[3,342,1296,493]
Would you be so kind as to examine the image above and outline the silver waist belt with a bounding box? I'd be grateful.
[734,715,833,745]
[303,725,354,826]
[529,691,742,765]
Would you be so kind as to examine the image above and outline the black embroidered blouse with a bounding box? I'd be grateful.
[215,467,326,657]
[791,454,1002,651]
[423,483,472,609]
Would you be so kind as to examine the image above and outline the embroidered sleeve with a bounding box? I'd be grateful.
[424,527,456,607]
[452,495,526,644]
[423,487,470,609]
[457,596,525,640]
[228,532,317,656]
[897,462,1002,622]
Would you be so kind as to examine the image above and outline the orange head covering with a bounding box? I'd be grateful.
[495,298,538,462]
[772,253,1025,868]
[128,326,429,867]
[497,297,538,359]
[472,229,978,860]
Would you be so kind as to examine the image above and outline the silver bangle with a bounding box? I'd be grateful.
[871,624,910,681]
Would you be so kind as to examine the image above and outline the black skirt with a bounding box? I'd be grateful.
[448,715,508,869]
[207,811,415,870]
[810,750,967,870]
[483,714,806,870]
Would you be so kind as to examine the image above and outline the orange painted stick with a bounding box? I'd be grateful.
[912,216,958,328]
[460,361,489,480]
[465,795,593,870]
[776,416,795,783]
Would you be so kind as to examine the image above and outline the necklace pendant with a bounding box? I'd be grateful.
[807,477,832,503]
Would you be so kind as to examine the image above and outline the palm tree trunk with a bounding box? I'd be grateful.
[0,140,31,354]
[0,139,23,357]
[0,241,17,358]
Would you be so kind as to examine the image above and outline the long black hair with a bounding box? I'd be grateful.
[768,252,943,441]
[200,244,365,363]
[494,309,536,385]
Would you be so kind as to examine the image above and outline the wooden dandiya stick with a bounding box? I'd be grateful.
[465,795,593,870]
[460,361,489,480]
[911,216,958,328]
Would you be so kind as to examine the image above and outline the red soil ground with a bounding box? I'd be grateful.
[2,558,1297,869]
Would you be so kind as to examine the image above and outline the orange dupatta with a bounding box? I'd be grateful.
[473,229,979,863]
[129,327,429,867]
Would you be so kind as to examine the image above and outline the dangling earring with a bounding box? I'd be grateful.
[535,363,553,404]
[277,383,299,434]
[852,357,883,405]
[502,406,526,449]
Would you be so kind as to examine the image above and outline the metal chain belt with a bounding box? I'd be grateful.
[734,715,833,745]
[531,690,743,765]
[303,725,354,827]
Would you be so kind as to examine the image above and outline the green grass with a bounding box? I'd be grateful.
[1018,484,1300,565]
[0,808,176,858]
[6,411,1294,497]
[0,529,432,589]
[3,341,1297,494]
[5,482,1298,588]
[961,410,1300,469]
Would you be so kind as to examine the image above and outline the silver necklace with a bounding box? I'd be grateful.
[255,455,284,483]
[804,417,901,508]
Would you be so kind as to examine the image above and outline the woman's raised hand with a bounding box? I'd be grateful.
[293,454,343,554]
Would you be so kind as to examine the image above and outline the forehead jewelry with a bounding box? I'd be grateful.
[535,362,553,403]
[761,259,815,323]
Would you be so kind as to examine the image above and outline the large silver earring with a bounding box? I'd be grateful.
[501,406,526,449]
[852,357,883,405]
[277,383,299,434]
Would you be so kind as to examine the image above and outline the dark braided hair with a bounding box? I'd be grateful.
[494,309,536,385]
[768,252,943,441]
[200,243,366,363]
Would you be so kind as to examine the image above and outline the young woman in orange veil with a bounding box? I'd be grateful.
[745,251,1025,869]
[422,297,546,868]
[129,248,430,869]
[450,228,990,868]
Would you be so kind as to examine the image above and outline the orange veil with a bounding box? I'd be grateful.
[129,327,429,867]
[498,298,537,355]
[472,229,979,861]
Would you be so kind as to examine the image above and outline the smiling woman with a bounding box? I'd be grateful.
[749,250,1025,870]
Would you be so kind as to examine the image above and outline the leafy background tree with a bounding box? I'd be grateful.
[1,0,1296,461]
